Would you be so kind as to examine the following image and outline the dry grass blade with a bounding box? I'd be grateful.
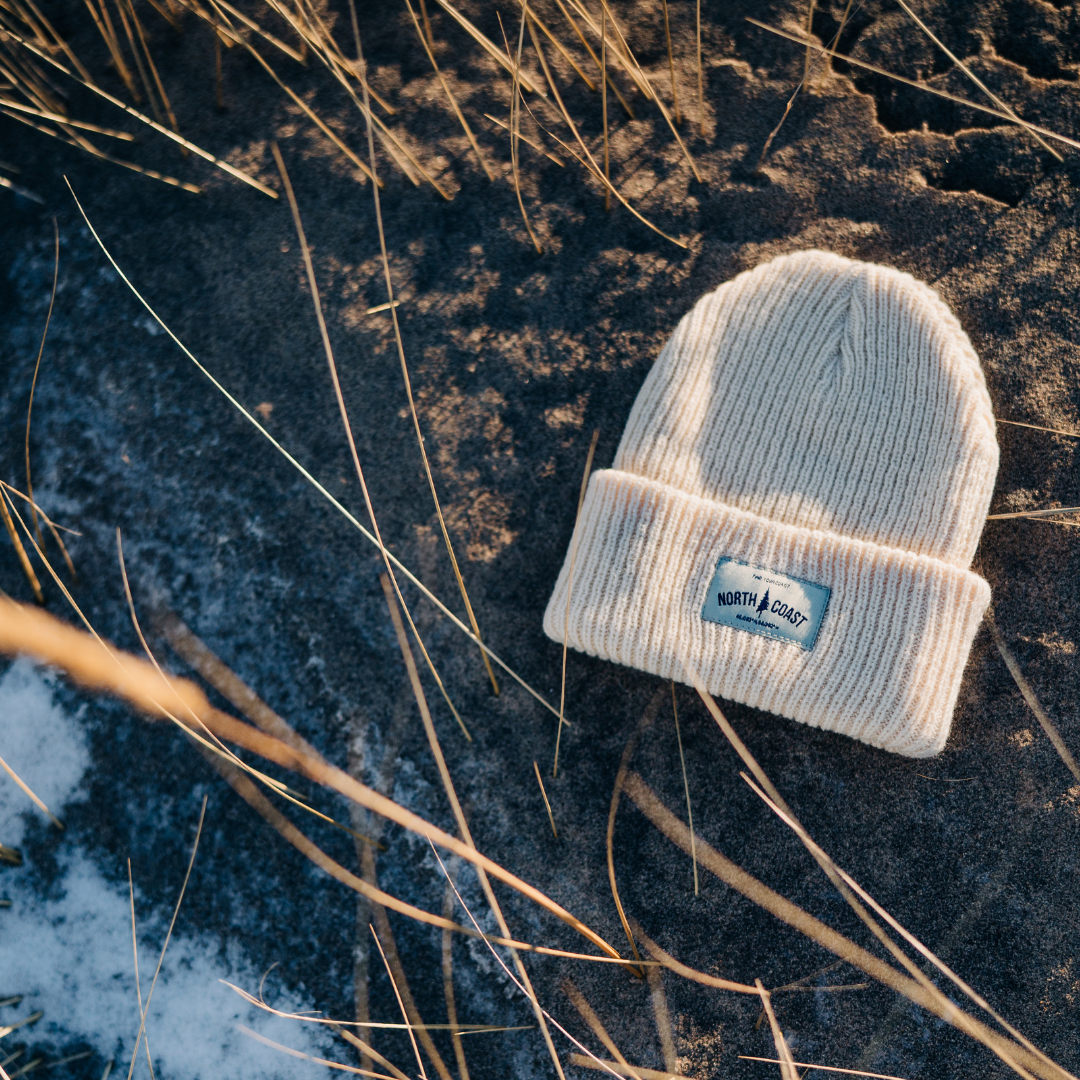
[551,0,633,117]
[378,572,571,1079]
[534,760,558,837]
[628,918,757,993]
[272,142,469,738]
[210,9,375,183]
[11,0,95,81]
[894,0,1060,161]
[685,655,1061,1079]
[660,0,679,123]
[647,966,679,1076]
[193,728,532,954]
[67,186,568,723]
[505,8,544,254]
[997,418,1080,438]
[434,845,632,1080]
[333,1026,410,1080]
[24,217,58,552]
[126,860,158,1080]
[739,1058,912,1080]
[803,0,816,86]
[757,0,852,171]
[986,612,1080,783]
[123,796,207,1080]
[370,921,449,1080]
[670,683,697,895]
[987,506,1080,520]
[0,753,61,829]
[564,0,647,99]
[0,487,43,603]
[405,0,493,180]
[267,0,452,197]
[9,27,276,194]
[237,1027,399,1079]
[694,0,704,134]
[158,613,382,846]
[0,1011,41,1039]
[0,98,135,139]
[358,37,500,700]
[2,106,201,191]
[484,113,564,164]
[554,427,599,776]
[607,688,667,969]
[214,0,305,63]
[623,773,1074,1080]
[756,981,798,1080]
[598,0,700,181]
[431,0,542,94]
[527,6,595,91]
[0,173,44,202]
[561,979,632,1069]
[525,24,688,247]
[267,0,414,165]
[746,781,1041,1066]
[125,0,181,137]
[567,1057,680,1080]
[84,0,138,100]
[115,0,161,124]
[601,5,609,209]
[749,19,1080,152]
[441,868,471,1080]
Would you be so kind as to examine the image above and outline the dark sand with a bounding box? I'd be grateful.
[2,1,1080,1077]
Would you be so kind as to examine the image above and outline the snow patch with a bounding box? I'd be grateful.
[0,660,334,1079]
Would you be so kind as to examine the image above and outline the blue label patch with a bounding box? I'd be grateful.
[701,557,830,650]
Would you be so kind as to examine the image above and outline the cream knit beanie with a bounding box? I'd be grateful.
[544,250,998,758]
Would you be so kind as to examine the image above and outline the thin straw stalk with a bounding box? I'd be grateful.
[272,143,467,736]
[534,760,557,837]
[10,28,276,194]
[561,980,634,1070]
[506,8,544,254]
[431,0,543,94]
[756,980,798,1080]
[622,774,1070,1080]
[0,487,43,602]
[68,184,567,722]
[378,573,570,1080]
[554,427,599,775]
[526,18,687,247]
[357,43,501,698]
[670,683,698,895]
[986,612,1080,783]
[661,0,679,123]
[405,0,493,180]
[748,19,1080,153]
[370,919,451,1080]
[209,6,375,183]
[894,0,1060,161]
[551,0,633,117]
[25,217,58,552]
[441,868,471,1080]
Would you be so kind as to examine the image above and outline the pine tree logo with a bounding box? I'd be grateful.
[756,590,770,614]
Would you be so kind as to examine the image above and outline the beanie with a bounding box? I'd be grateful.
[543,250,998,758]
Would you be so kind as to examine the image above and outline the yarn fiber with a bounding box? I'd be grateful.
[543,250,998,757]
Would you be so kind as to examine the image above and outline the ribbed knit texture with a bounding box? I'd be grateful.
[544,250,999,757]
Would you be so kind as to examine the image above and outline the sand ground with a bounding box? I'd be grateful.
[2,1,1080,1077]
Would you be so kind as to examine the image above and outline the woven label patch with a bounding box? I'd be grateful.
[701,557,830,650]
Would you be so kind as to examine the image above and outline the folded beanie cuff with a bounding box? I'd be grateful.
[542,469,991,758]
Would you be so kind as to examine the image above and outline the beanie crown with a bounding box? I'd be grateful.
[544,249,1000,758]
[614,250,998,569]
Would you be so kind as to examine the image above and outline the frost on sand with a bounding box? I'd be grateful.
[0,659,330,1079]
